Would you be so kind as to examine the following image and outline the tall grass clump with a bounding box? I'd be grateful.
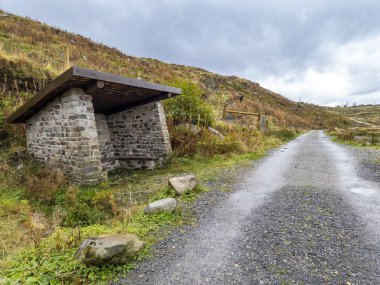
[267,128,297,141]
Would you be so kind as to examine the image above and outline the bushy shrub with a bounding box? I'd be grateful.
[169,124,258,157]
[163,78,214,126]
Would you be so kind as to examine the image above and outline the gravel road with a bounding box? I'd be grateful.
[115,130,380,285]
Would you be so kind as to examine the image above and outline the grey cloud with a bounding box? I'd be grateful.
[350,86,380,96]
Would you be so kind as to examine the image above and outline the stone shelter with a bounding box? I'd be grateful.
[7,67,181,185]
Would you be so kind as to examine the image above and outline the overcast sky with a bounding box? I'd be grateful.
[1,0,380,106]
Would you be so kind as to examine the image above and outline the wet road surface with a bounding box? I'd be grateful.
[116,130,380,284]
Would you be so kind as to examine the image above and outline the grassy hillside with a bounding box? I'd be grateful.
[328,105,380,147]
[330,105,380,127]
[0,9,348,133]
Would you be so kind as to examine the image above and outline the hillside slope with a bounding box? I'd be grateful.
[330,105,380,127]
[0,10,348,130]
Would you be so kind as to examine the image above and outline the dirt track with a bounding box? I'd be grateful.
[115,130,380,285]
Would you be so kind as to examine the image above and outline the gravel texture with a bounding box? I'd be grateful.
[347,146,380,184]
[114,131,380,285]
[233,185,378,284]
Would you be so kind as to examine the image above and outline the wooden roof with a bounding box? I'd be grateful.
[7,66,181,123]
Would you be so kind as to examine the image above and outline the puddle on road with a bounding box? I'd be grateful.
[350,187,377,196]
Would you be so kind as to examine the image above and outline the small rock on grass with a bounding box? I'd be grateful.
[76,234,144,266]
[144,198,177,215]
[185,124,201,135]
[169,175,197,194]
[208,127,224,138]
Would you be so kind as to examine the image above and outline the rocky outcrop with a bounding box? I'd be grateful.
[76,234,144,266]
[169,175,197,194]
[144,198,177,215]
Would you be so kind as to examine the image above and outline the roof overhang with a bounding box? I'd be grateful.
[7,66,181,123]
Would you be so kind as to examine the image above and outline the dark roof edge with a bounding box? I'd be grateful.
[72,66,181,94]
[7,66,181,124]
[6,67,74,124]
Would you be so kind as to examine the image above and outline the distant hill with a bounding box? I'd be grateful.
[330,105,380,127]
[0,9,349,130]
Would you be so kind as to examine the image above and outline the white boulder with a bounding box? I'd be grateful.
[169,175,197,194]
[208,127,224,138]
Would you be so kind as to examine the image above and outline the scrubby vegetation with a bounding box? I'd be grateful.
[329,127,380,147]
[164,79,214,126]
[330,104,380,126]
[329,103,380,148]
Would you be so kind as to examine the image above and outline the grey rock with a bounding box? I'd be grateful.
[144,198,177,215]
[208,127,224,138]
[169,175,197,194]
[76,234,144,266]
[185,124,201,135]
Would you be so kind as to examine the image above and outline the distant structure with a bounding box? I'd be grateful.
[7,67,181,185]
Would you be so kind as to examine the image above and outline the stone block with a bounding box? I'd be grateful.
[144,198,177,214]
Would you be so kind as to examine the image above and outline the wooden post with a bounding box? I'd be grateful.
[222,104,227,120]
[189,103,192,125]
[64,45,70,69]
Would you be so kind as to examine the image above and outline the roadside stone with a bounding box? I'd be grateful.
[208,127,224,138]
[144,198,177,215]
[76,234,144,266]
[185,124,201,135]
[169,175,196,194]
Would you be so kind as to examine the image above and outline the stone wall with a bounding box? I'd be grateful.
[25,89,173,184]
[95,114,119,171]
[106,102,172,169]
[26,88,103,185]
